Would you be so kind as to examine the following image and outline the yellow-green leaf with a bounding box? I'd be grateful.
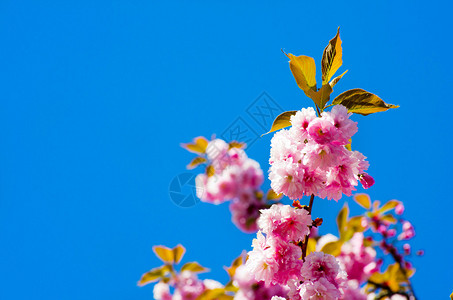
[206,165,215,177]
[181,261,210,273]
[345,138,352,151]
[378,200,401,214]
[173,244,186,264]
[310,84,333,109]
[322,27,343,84]
[332,88,399,115]
[224,253,245,279]
[181,136,209,154]
[368,271,386,284]
[337,203,349,236]
[381,214,397,224]
[286,53,317,95]
[266,189,283,201]
[353,194,371,210]
[228,141,245,149]
[321,240,343,256]
[137,265,171,286]
[187,157,207,169]
[262,110,297,136]
[153,245,174,264]
[306,237,317,256]
[197,288,230,300]
[329,70,348,88]
[348,216,366,232]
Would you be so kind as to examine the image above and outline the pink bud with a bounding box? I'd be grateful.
[377,224,387,235]
[403,243,411,255]
[398,221,415,240]
[387,229,396,237]
[395,203,405,215]
[404,261,413,270]
[359,173,375,189]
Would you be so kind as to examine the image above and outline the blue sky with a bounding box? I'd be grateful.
[0,1,452,299]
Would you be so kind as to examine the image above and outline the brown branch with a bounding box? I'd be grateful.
[301,194,315,261]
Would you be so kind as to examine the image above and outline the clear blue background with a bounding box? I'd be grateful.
[1,1,451,299]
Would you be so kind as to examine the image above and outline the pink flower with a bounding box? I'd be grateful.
[237,263,289,299]
[206,139,229,163]
[340,280,366,300]
[303,143,339,169]
[153,282,172,300]
[270,129,303,165]
[307,118,338,145]
[291,107,317,140]
[269,160,305,200]
[271,240,304,285]
[300,252,340,283]
[173,271,205,300]
[240,159,264,190]
[229,192,266,233]
[258,204,312,242]
[337,233,378,284]
[299,277,341,300]
[324,105,358,145]
[245,231,278,285]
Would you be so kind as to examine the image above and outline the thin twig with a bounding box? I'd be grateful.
[301,194,315,261]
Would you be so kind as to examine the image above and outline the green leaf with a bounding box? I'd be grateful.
[173,244,186,264]
[187,157,207,169]
[286,53,317,95]
[353,193,371,210]
[181,136,209,154]
[262,110,298,136]
[332,88,399,115]
[321,240,343,256]
[337,203,349,237]
[322,27,343,84]
[378,200,401,214]
[181,261,210,273]
[137,265,171,286]
[153,245,175,264]
[329,70,348,88]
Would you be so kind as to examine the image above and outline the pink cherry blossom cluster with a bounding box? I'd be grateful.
[337,232,379,284]
[269,105,374,201]
[233,265,288,300]
[245,204,312,285]
[193,138,271,232]
[196,139,264,204]
[153,271,223,300]
[289,252,347,300]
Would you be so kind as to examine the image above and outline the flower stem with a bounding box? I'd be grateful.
[302,194,315,261]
